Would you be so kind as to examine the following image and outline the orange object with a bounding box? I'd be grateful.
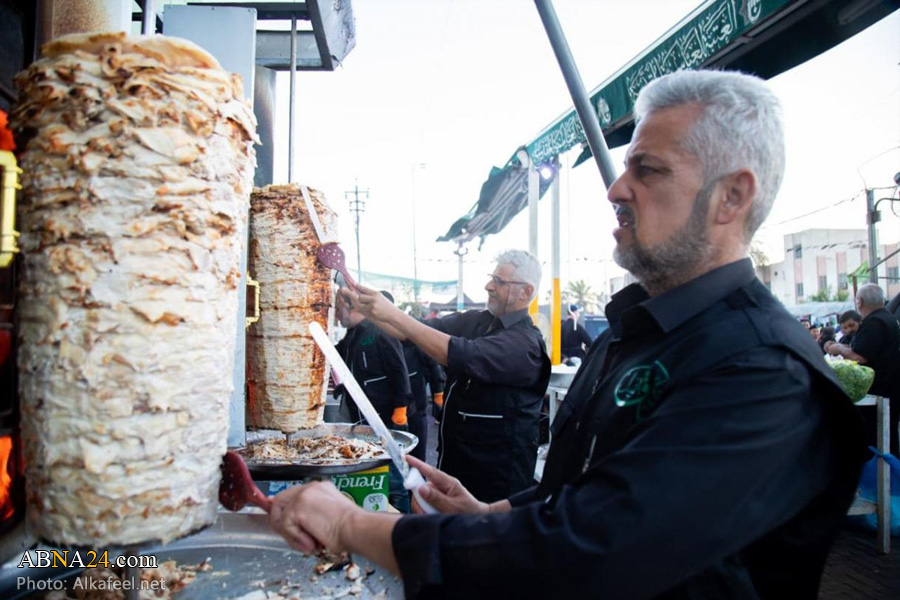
[0,110,14,152]
[391,406,408,426]
[433,392,444,407]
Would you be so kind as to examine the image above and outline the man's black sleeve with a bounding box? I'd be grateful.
[376,332,412,408]
[578,325,592,347]
[446,326,546,387]
[851,318,886,364]
[392,350,837,598]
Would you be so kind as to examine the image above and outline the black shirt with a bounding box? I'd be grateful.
[403,340,445,412]
[335,319,411,424]
[424,308,550,502]
[392,259,863,599]
[560,317,592,360]
[851,307,900,398]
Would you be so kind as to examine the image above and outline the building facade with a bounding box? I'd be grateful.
[756,229,899,305]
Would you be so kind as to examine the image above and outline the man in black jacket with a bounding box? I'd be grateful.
[826,283,900,453]
[334,292,412,511]
[347,250,550,502]
[378,291,446,462]
[270,70,865,599]
[560,303,593,365]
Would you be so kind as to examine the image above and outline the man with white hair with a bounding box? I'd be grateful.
[827,283,900,452]
[337,249,550,502]
[269,71,863,598]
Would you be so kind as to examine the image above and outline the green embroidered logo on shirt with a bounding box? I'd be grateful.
[614,361,671,420]
[359,334,376,347]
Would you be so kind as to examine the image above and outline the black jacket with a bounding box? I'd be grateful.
[851,307,900,398]
[560,317,592,360]
[335,319,411,424]
[403,340,445,414]
[393,260,865,599]
[426,308,550,502]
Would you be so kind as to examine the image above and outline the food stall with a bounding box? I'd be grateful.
[0,1,408,597]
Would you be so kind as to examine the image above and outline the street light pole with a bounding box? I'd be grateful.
[411,163,427,307]
[454,242,468,312]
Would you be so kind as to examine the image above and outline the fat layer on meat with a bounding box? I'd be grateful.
[247,184,335,432]
[11,32,258,546]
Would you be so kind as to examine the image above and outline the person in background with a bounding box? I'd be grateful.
[269,70,864,598]
[379,291,445,463]
[837,309,861,345]
[560,303,593,366]
[343,250,550,503]
[826,283,900,454]
[817,326,835,354]
[334,292,413,512]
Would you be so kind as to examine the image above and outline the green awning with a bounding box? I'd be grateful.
[438,150,551,245]
[440,0,899,245]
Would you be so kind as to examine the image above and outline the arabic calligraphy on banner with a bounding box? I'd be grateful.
[527,0,788,165]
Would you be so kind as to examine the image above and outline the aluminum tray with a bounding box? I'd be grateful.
[0,512,404,599]
[238,423,418,480]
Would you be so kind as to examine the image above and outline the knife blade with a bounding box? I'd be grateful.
[308,321,437,513]
[300,184,328,243]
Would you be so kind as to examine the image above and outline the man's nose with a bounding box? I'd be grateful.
[607,172,632,205]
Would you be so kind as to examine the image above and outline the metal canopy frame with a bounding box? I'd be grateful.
[133,1,356,71]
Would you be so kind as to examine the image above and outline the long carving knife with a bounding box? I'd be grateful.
[308,321,436,513]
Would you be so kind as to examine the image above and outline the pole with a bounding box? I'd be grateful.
[866,188,879,284]
[141,0,156,35]
[288,16,297,182]
[455,242,467,312]
[550,155,561,365]
[533,0,617,188]
[520,150,540,320]
[411,164,426,306]
[345,182,369,283]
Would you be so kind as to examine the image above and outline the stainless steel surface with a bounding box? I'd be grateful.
[253,65,277,189]
[141,0,156,35]
[0,513,403,599]
[162,5,258,450]
[240,424,418,480]
[288,15,297,182]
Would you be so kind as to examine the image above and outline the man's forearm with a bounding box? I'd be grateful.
[341,510,403,575]
[832,342,867,363]
[387,312,451,366]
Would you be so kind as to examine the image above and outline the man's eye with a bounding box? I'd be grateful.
[637,165,658,176]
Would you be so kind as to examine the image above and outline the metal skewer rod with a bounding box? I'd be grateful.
[124,545,140,600]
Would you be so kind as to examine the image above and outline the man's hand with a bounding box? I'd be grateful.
[391,406,409,431]
[826,342,845,357]
[269,481,359,554]
[341,284,402,325]
[407,456,510,515]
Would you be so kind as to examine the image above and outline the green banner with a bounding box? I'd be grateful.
[526,0,793,165]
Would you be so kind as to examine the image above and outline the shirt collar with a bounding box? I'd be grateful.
[496,307,531,329]
[606,258,757,335]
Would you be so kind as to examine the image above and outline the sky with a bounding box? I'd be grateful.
[270,0,900,304]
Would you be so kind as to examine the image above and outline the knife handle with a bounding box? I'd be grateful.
[404,467,438,514]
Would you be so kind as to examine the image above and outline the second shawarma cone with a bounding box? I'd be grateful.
[12,32,258,546]
[247,184,336,432]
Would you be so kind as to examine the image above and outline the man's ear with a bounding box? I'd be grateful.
[522,284,534,304]
[713,169,756,225]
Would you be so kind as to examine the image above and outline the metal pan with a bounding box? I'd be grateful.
[0,512,404,599]
[236,423,418,480]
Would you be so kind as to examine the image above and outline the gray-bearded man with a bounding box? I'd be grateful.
[269,70,865,599]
